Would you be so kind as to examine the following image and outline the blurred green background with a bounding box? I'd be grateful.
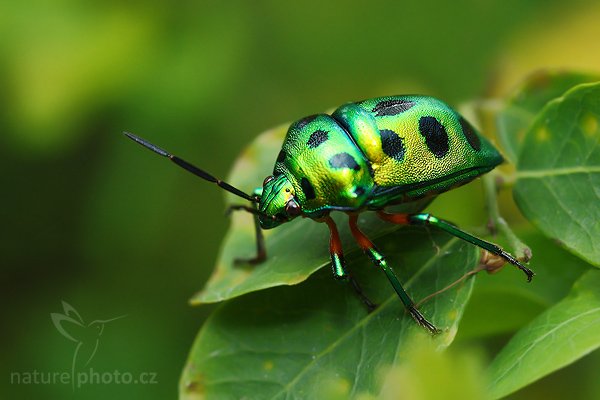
[3,1,600,398]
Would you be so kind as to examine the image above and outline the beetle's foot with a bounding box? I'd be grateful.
[500,249,535,282]
[225,205,243,216]
[233,254,266,266]
[520,264,535,282]
[409,307,441,335]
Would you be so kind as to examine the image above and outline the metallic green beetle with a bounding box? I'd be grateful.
[125,95,534,334]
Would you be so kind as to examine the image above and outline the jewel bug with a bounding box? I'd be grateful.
[125,95,534,334]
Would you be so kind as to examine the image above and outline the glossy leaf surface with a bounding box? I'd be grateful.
[488,270,600,399]
[181,229,478,399]
[513,82,600,267]
[496,70,599,161]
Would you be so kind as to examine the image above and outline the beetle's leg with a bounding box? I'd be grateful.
[322,216,347,279]
[322,216,377,312]
[377,211,535,282]
[347,214,439,334]
[227,204,266,265]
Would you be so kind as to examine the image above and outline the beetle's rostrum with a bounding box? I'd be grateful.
[125,95,534,334]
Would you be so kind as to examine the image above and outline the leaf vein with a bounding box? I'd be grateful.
[271,237,460,399]
[516,166,600,179]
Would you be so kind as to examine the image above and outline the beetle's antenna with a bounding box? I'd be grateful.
[124,132,259,203]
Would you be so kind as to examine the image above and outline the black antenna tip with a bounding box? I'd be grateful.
[123,132,170,157]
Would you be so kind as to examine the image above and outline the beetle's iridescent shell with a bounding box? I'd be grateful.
[273,95,503,216]
[273,114,373,213]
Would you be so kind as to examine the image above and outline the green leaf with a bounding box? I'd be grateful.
[192,124,429,304]
[457,227,591,340]
[513,82,600,267]
[180,229,479,400]
[496,70,599,161]
[487,270,600,399]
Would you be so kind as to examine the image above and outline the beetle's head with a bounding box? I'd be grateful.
[258,174,302,229]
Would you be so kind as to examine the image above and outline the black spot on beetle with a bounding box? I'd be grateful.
[296,114,318,129]
[276,149,286,162]
[418,116,449,158]
[380,129,405,161]
[459,117,481,151]
[300,177,316,200]
[372,99,415,116]
[354,186,366,197]
[307,129,329,148]
[329,153,360,171]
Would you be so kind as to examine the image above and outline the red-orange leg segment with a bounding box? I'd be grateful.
[322,216,376,312]
[347,214,439,334]
[322,216,347,280]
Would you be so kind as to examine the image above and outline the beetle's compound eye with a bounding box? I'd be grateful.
[263,175,275,186]
[285,198,301,217]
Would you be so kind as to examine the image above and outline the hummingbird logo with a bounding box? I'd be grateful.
[51,301,125,389]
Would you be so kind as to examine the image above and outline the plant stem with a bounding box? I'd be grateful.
[483,172,532,262]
